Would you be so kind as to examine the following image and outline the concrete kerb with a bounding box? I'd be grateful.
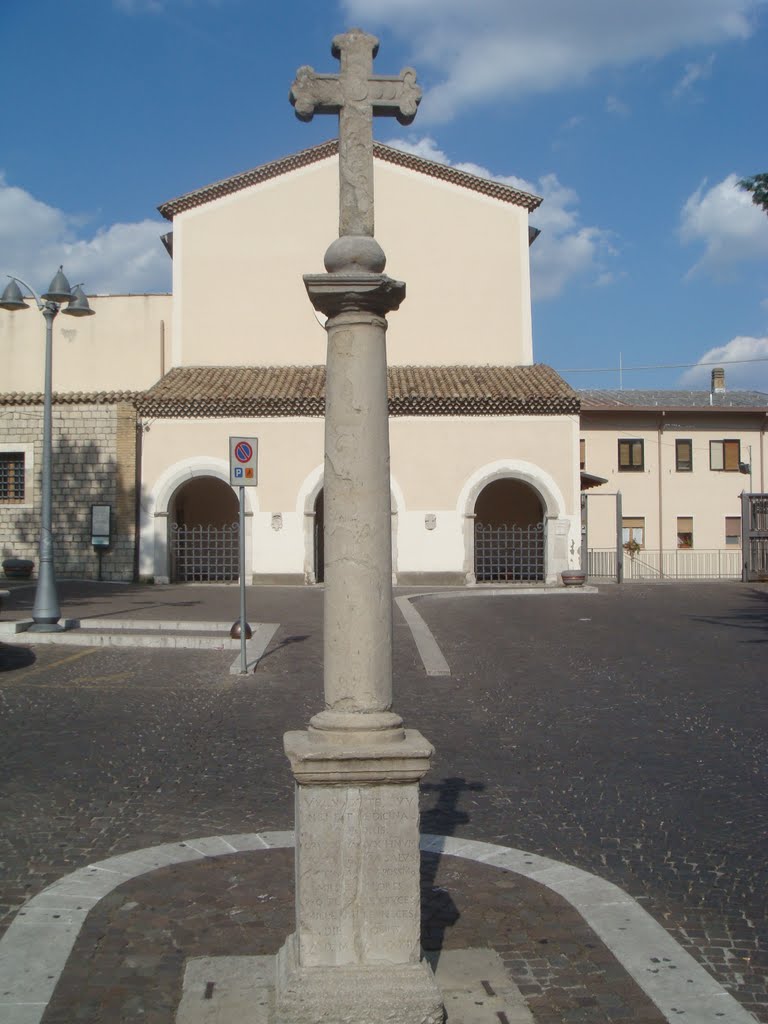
[0,618,281,671]
[0,832,754,1024]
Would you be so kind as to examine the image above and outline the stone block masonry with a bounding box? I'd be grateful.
[0,401,137,581]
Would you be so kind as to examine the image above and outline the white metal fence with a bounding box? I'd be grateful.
[588,548,742,581]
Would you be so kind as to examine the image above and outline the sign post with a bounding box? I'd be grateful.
[229,437,259,673]
[90,503,112,582]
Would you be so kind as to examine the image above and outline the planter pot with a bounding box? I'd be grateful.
[2,557,34,580]
[561,570,586,587]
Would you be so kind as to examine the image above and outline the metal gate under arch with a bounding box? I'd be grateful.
[742,492,768,581]
[474,522,545,582]
[170,522,239,582]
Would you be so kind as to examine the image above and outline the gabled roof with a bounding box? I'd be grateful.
[579,388,768,412]
[158,139,542,221]
[135,364,576,418]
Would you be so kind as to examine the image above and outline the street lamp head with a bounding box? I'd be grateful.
[0,278,30,311]
[62,284,95,318]
[42,266,74,304]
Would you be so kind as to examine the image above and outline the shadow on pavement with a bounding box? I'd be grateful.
[421,776,484,961]
[689,586,768,643]
[0,643,36,672]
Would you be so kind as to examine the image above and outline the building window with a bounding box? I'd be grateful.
[710,439,740,471]
[622,517,645,550]
[677,516,694,549]
[0,452,24,503]
[675,439,693,472]
[618,439,644,472]
[725,517,741,546]
[580,438,586,470]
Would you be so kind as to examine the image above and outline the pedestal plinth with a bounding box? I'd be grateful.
[275,730,443,1024]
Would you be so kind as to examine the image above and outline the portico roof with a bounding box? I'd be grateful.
[135,364,577,418]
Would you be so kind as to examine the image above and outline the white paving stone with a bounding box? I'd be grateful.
[218,833,271,851]
[180,836,239,857]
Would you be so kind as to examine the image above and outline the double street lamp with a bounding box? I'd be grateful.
[0,268,95,631]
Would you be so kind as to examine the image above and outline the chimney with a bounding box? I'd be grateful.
[711,366,725,394]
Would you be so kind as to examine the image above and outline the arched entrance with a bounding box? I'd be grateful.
[170,476,239,582]
[305,483,400,585]
[313,489,325,583]
[474,478,545,582]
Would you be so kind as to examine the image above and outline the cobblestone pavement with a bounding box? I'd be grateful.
[1,581,766,1022]
[405,583,768,1022]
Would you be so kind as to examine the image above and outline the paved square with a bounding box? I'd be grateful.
[0,581,765,1021]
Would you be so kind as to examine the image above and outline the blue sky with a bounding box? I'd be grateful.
[1,0,767,390]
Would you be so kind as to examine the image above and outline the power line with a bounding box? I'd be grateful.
[556,356,768,374]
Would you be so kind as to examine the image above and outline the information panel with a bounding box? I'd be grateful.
[91,504,112,547]
[229,436,259,486]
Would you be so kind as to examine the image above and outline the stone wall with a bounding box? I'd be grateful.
[0,402,138,582]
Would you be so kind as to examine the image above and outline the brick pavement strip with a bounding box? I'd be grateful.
[0,581,766,1021]
[34,851,667,1024]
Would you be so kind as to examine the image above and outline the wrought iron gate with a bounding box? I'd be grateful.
[474,522,545,582]
[741,493,768,581]
[170,522,239,582]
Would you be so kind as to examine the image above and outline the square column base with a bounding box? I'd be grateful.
[275,933,444,1024]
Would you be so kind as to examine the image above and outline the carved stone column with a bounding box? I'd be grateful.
[275,271,443,1024]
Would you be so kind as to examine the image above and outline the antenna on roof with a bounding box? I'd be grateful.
[619,352,623,391]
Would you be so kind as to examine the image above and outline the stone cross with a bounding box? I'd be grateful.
[290,28,421,239]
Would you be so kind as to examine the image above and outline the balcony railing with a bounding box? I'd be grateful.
[588,548,742,581]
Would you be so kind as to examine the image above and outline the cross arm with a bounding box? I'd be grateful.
[290,67,344,121]
[367,69,421,125]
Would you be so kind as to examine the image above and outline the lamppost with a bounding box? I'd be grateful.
[0,268,95,631]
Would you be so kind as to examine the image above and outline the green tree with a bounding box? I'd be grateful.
[739,174,768,213]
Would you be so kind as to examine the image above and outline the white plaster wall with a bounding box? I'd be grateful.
[173,156,533,370]
[2,294,172,394]
[140,414,580,582]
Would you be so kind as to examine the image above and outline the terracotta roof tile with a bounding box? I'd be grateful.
[135,364,577,418]
[158,140,541,220]
[0,391,138,406]
[579,388,768,411]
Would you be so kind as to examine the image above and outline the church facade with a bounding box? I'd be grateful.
[1,141,584,586]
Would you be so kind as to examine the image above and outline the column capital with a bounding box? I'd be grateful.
[304,272,405,319]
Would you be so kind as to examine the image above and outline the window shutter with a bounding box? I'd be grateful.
[725,517,741,542]
[724,440,740,471]
[710,441,724,470]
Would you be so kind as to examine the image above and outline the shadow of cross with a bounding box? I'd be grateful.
[420,777,486,959]
[290,28,421,238]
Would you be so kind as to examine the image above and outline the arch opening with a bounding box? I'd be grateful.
[474,478,545,582]
[169,476,239,583]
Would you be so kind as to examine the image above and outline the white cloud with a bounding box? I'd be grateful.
[113,0,164,11]
[0,174,170,295]
[385,137,615,300]
[342,0,759,121]
[673,53,716,96]
[605,95,630,116]
[679,335,768,390]
[680,173,768,278]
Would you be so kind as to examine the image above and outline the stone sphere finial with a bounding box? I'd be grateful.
[324,235,386,275]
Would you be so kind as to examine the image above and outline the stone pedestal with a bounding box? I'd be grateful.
[275,732,443,1024]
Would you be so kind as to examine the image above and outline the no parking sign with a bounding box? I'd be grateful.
[229,436,259,486]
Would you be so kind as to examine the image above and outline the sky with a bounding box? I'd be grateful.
[1,0,767,391]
